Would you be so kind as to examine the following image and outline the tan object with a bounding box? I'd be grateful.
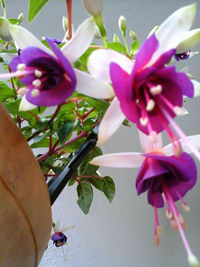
[0,102,52,267]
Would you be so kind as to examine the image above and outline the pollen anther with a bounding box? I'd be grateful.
[140,117,148,126]
[31,88,40,97]
[32,79,41,88]
[146,99,155,111]
[35,70,43,77]
[17,63,26,71]
[150,85,162,95]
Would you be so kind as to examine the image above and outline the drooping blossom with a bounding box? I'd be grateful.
[51,221,75,260]
[90,131,200,266]
[87,4,200,161]
[0,18,113,110]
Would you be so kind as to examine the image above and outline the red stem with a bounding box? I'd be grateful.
[66,0,72,40]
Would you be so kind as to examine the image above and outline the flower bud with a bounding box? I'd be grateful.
[83,0,103,17]
[113,33,120,43]
[17,13,24,23]
[176,29,200,53]
[118,15,127,35]
[129,31,137,41]
[0,17,12,41]
[62,16,68,32]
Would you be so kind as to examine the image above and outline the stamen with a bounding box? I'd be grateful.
[63,73,72,83]
[31,88,40,97]
[165,210,173,220]
[150,85,162,95]
[174,106,184,116]
[17,87,28,96]
[188,254,199,267]
[140,117,148,126]
[149,131,157,143]
[166,189,198,265]
[161,107,200,162]
[17,63,26,71]
[182,204,190,213]
[32,79,41,87]
[146,99,155,111]
[35,69,43,78]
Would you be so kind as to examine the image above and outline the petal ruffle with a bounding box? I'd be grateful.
[98,97,125,145]
[74,69,114,98]
[88,49,133,82]
[61,17,96,63]
[90,152,144,168]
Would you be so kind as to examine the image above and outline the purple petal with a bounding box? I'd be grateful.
[147,189,164,208]
[153,49,176,69]
[46,38,76,88]
[110,62,130,101]
[26,79,74,106]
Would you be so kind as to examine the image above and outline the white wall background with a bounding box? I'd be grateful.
[5,1,200,266]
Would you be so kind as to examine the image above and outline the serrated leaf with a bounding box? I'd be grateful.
[28,0,49,22]
[107,42,126,53]
[57,122,74,145]
[77,182,93,214]
[103,176,115,202]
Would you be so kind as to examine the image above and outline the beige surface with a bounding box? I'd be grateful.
[0,102,52,267]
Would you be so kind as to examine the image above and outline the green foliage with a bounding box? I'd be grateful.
[77,182,93,214]
[28,0,49,22]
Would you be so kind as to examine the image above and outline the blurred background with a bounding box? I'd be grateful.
[5,1,200,266]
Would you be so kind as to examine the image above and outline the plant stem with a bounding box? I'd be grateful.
[66,0,72,40]
[37,131,87,163]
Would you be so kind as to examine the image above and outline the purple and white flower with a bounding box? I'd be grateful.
[87,4,200,160]
[90,131,200,266]
[0,18,113,110]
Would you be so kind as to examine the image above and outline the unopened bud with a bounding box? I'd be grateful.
[176,29,200,53]
[18,13,24,23]
[83,0,103,17]
[62,16,68,32]
[129,31,137,41]
[118,16,127,35]
[0,17,12,41]
[113,33,121,43]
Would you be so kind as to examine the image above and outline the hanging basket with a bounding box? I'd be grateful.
[0,102,52,267]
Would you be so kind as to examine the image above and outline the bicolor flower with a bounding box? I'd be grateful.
[87,4,200,162]
[51,221,75,260]
[90,132,200,266]
[0,18,113,110]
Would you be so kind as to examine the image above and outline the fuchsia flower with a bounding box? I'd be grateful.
[88,4,200,162]
[0,18,113,110]
[90,132,200,266]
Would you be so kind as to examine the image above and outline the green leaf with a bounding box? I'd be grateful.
[57,122,74,145]
[4,99,20,115]
[107,42,126,53]
[28,0,49,22]
[77,182,93,214]
[90,177,104,191]
[79,95,109,112]
[0,82,15,101]
[68,178,76,186]
[130,40,140,56]
[8,18,20,25]
[78,147,102,176]
[103,176,115,202]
